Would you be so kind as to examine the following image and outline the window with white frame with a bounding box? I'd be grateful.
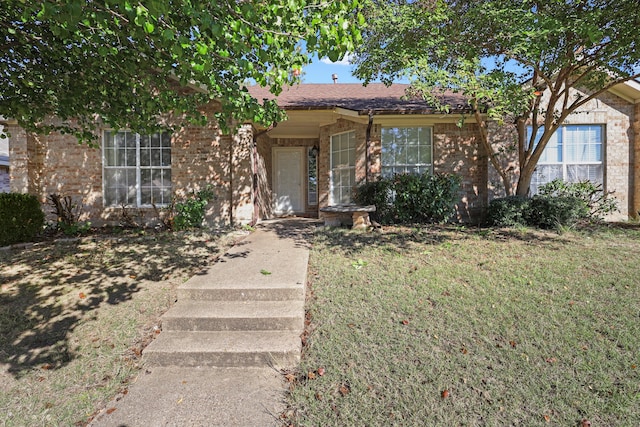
[529,125,603,194]
[308,147,318,205]
[103,130,172,207]
[381,127,433,177]
[330,131,356,205]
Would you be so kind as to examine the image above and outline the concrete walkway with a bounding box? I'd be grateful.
[90,219,317,427]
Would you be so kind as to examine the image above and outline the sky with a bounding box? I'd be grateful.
[301,54,364,84]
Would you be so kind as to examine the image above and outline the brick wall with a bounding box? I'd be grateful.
[317,117,486,223]
[7,101,255,227]
[433,122,487,222]
[562,89,634,219]
[486,87,637,219]
[633,103,640,218]
[318,118,368,210]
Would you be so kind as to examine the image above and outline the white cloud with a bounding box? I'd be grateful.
[320,53,354,66]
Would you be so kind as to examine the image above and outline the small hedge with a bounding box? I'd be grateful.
[488,194,589,229]
[354,172,461,224]
[526,196,589,229]
[0,193,45,246]
[488,180,615,229]
[486,196,531,227]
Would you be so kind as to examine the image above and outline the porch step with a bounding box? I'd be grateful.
[142,222,312,369]
[177,283,304,302]
[143,330,302,368]
[161,300,304,331]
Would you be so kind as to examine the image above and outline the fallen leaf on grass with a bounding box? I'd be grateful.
[285,373,296,382]
[581,419,591,427]
[307,372,316,380]
[106,408,117,414]
[317,367,325,376]
[401,319,409,325]
[441,389,450,399]
[44,402,54,409]
[509,340,517,348]
[543,414,550,422]
[339,384,350,396]
[545,357,557,363]
[460,347,468,354]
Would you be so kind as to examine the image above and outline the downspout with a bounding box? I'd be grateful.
[229,131,234,226]
[365,110,374,183]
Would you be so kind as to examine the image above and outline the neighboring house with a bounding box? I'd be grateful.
[2,81,640,226]
[0,125,9,193]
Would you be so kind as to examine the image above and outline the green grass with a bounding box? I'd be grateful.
[287,225,640,426]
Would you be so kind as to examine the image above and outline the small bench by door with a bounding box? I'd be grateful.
[319,205,376,229]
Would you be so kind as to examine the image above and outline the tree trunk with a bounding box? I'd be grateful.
[515,161,536,196]
[473,106,513,196]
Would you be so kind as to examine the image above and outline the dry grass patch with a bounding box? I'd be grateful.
[0,228,245,426]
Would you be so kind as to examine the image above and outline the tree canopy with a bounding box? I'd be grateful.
[1,0,363,141]
[353,0,640,196]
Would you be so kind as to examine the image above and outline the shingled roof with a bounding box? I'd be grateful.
[247,83,469,114]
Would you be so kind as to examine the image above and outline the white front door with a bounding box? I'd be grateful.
[273,147,304,214]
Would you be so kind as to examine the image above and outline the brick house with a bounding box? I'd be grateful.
[2,82,639,226]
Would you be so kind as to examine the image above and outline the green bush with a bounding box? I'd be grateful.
[173,186,215,230]
[487,196,531,227]
[537,179,618,220]
[0,193,45,246]
[353,179,394,223]
[354,172,461,224]
[488,193,589,229]
[526,195,589,229]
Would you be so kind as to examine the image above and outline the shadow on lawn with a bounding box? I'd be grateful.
[314,224,571,255]
[0,232,223,378]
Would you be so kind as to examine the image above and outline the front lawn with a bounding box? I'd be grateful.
[0,228,243,426]
[286,225,640,426]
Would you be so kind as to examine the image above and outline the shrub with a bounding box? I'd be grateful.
[0,193,45,246]
[354,173,461,224]
[526,195,589,229]
[48,193,91,236]
[487,196,531,227]
[173,186,215,230]
[353,179,393,223]
[537,179,618,220]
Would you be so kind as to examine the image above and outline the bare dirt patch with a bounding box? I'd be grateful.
[0,227,247,426]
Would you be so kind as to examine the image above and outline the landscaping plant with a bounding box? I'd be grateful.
[0,193,45,246]
[354,172,461,224]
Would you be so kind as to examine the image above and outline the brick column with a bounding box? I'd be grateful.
[7,124,29,194]
[231,124,254,225]
[633,104,640,219]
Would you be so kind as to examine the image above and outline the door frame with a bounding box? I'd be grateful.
[272,146,305,215]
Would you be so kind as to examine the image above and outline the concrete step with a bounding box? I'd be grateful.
[143,330,302,368]
[177,283,304,302]
[162,300,304,332]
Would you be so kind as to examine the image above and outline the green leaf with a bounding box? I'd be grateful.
[144,21,155,34]
[260,269,272,275]
[162,29,174,40]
